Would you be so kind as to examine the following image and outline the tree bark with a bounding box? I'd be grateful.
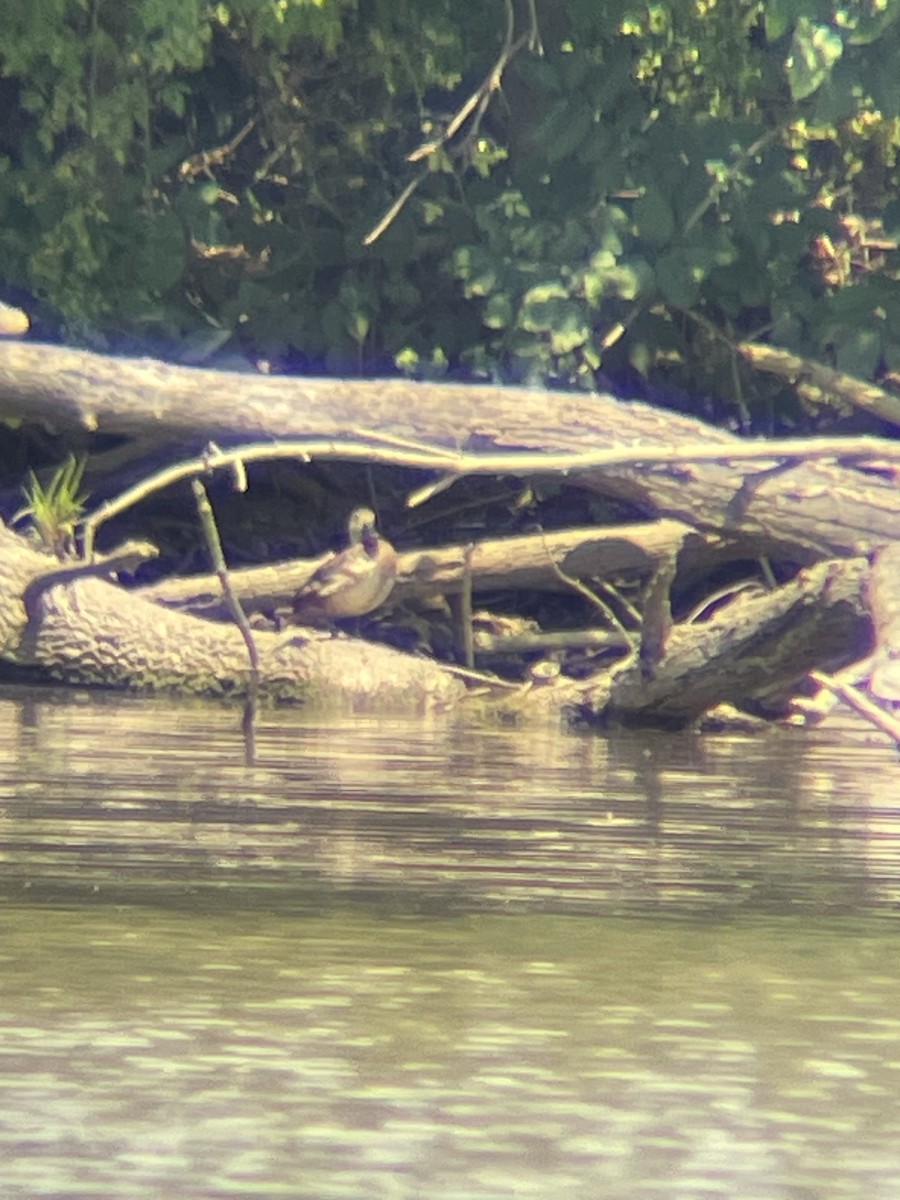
[589,558,871,724]
[0,523,464,711]
[0,342,895,723]
[135,519,697,615]
[1,341,897,559]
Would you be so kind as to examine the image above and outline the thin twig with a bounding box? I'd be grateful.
[809,669,900,747]
[407,0,515,163]
[460,542,475,668]
[524,0,543,54]
[80,435,443,557]
[363,0,538,245]
[190,478,260,713]
[538,527,634,640]
[405,471,461,508]
[362,171,429,246]
[178,117,258,181]
[440,662,520,690]
[683,130,778,233]
[79,431,900,557]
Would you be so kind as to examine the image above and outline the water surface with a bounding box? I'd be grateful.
[0,691,898,1197]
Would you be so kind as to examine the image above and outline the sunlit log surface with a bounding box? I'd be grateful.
[1,340,898,558]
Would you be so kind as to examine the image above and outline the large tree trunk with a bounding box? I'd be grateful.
[1,341,896,558]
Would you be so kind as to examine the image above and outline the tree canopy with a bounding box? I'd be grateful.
[2,0,900,427]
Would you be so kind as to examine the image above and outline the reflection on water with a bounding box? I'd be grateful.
[0,688,898,914]
[0,689,899,1197]
[1,908,900,1199]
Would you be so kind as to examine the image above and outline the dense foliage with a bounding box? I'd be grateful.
[2,0,900,426]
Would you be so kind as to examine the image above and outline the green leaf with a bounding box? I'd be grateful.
[452,245,498,297]
[548,304,590,354]
[545,104,594,164]
[581,250,616,306]
[483,292,513,330]
[394,346,421,375]
[518,282,569,331]
[654,239,729,310]
[810,57,862,123]
[655,250,701,309]
[764,0,807,42]
[831,327,882,380]
[633,185,676,247]
[708,258,771,311]
[846,1,900,46]
[786,18,843,101]
[139,211,187,293]
[865,50,900,119]
[583,253,652,305]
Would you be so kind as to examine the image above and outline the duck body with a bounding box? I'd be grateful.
[292,507,397,623]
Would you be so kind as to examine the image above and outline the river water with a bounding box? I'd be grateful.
[0,688,898,1198]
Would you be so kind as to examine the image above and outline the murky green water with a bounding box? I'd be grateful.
[0,690,899,1197]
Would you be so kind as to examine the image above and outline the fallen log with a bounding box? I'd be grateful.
[583,557,871,725]
[0,522,464,711]
[135,519,696,616]
[0,342,896,726]
[0,505,878,729]
[1,341,897,559]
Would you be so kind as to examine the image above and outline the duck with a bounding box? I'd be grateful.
[292,506,398,624]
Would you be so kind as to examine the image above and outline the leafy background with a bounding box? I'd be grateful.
[2,0,900,430]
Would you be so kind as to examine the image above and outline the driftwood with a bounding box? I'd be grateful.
[136,520,697,615]
[1,341,898,558]
[593,557,871,723]
[0,341,897,727]
[0,518,874,725]
[0,523,464,711]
